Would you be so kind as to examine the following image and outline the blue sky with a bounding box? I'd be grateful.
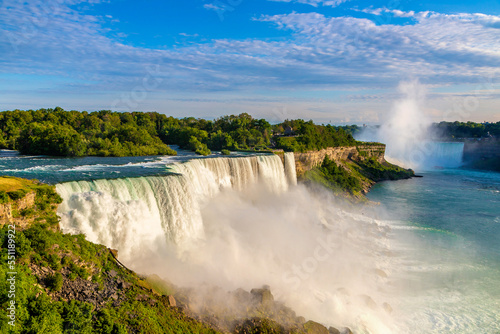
[1,0,499,124]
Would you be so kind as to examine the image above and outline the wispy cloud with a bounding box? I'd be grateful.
[0,0,499,120]
[267,0,350,7]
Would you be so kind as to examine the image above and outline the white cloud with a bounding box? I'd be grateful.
[268,0,350,7]
[0,0,499,121]
[203,3,226,11]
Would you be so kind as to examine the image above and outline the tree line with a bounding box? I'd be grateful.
[432,121,500,139]
[0,108,358,157]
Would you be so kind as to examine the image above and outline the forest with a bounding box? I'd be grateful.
[432,121,500,139]
[0,108,357,157]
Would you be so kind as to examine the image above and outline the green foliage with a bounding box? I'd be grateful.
[161,113,271,153]
[221,149,231,155]
[315,156,362,195]
[275,137,305,152]
[18,122,86,156]
[274,120,356,152]
[94,309,127,334]
[0,108,177,157]
[69,262,89,280]
[355,157,414,181]
[0,191,9,204]
[47,253,62,270]
[46,272,63,292]
[357,147,368,157]
[7,189,27,200]
[432,121,500,139]
[0,108,368,157]
[188,136,211,156]
[61,300,93,334]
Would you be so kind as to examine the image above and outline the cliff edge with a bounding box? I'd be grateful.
[276,143,414,199]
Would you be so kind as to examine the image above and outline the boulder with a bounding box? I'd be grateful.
[304,320,329,334]
[250,287,274,304]
[167,295,176,307]
[329,327,341,334]
[234,317,284,334]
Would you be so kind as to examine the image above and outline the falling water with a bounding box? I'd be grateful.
[57,155,292,254]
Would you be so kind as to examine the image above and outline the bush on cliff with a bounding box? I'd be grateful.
[354,157,414,181]
[305,156,363,196]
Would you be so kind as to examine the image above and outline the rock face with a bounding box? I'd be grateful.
[0,191,36,227]
[276,144,386,178]
[0,203,13,221]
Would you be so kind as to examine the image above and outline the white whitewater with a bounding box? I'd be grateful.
[284,152,298,186]
[57,155,293,255]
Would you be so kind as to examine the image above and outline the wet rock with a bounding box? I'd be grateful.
[304,320,329,334]
[250,287,274,304]
[109,248,118,257]
[233,288,252,303]
[234,317,285,334]
[329,327,341,334]
[341,327,353,334]
[167,295,177,307]
[296,316,306,324]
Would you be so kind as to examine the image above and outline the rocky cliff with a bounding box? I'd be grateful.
[290,144,386,178]
[274,144,413,200]
[0,191,36,227]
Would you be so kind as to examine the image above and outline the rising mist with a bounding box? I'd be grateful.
[356,80,464,170]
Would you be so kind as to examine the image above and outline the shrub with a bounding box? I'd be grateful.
[7,189,28,200]
[46,272,64,292]
[0,191,9,204]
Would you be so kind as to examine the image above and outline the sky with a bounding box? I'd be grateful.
[0,0,499,124]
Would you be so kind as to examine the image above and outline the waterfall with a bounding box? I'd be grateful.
[56,154,296,259]
[384,141,465,170]
[422,141,464,168]
[284,152,297,186]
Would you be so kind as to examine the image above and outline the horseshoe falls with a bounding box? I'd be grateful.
[384,141,465,170]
